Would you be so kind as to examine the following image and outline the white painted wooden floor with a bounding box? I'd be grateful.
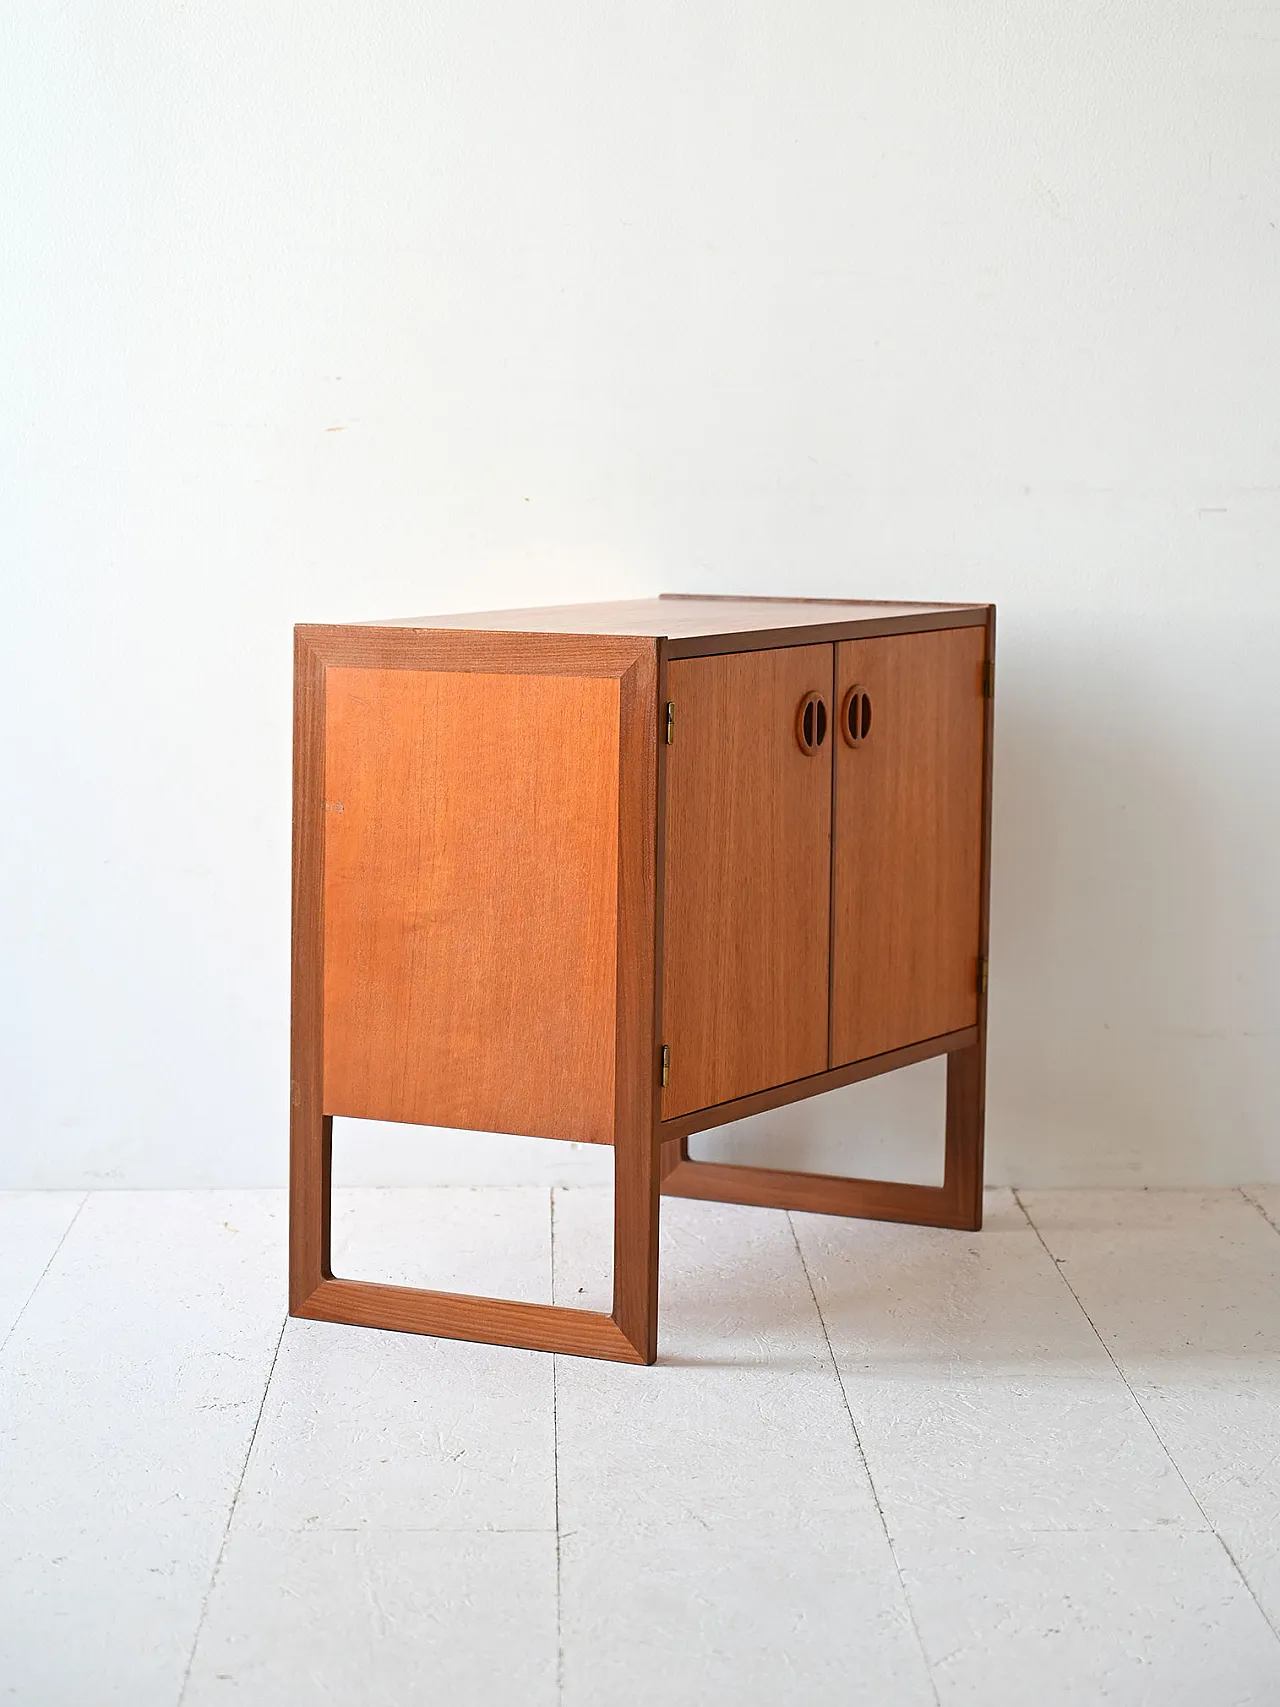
[3,1187,1280,1706]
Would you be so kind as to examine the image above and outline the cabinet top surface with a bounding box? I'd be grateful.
[363,595,987,640]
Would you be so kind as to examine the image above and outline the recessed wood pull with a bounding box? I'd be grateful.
[796,690,828,755]
[841,683,872,747]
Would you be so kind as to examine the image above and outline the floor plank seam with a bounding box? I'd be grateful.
[786,1210,942,1707]
[0,1191,88,1360]
[1012,1188,1280,1650]
[1240,1186,1280,1239]
[551,1188,564,1707]
[253,1524,559,1535]
[176,1311,289,1707]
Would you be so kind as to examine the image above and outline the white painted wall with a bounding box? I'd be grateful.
[3,2,1278,1190]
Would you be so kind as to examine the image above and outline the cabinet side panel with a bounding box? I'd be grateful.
[832,626,986,1065]
[661,646,832,1119]
[322,667,619,1142]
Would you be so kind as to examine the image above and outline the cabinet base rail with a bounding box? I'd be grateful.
[662,1163,976,1231]
[293,1279,649,1363]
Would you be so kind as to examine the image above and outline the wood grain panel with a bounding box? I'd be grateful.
[322,667,620,1142]
[832,626,987,1066]
[660,645,832,1119]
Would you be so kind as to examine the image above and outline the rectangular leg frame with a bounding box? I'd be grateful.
[289,1113,660,1364]
[660,1041,987,1232]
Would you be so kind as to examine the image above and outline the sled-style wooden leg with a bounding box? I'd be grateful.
[661,1038,987,1233]
[288,624,663,1364]
[288,1098,659,1364]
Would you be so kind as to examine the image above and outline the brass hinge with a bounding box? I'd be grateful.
[977,956,989,996]
[665,702,675,744]
[982,659,995,699]
[660,1043,670,1087]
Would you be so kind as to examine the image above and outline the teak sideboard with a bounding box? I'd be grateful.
[291,595,995,1364]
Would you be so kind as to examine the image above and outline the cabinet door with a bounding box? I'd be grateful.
[831,626,987,1066]
[661,645,832,1119]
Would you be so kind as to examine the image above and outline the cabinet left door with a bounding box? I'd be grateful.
[321,666,622,1144]
[661,645,833,1119]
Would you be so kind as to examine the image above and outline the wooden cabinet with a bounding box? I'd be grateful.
[291,597,995,1364]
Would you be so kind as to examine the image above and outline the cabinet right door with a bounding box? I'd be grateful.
[831,625,987,1067]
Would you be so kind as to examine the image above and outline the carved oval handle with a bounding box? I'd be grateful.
[841,683,872,747]
[796,690,828,756]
